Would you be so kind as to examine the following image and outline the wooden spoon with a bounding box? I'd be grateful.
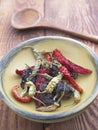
[11,8,98,43]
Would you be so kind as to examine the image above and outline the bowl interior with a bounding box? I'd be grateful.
[1,36,98,122]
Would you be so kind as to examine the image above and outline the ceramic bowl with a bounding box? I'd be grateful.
[0,36,98,123]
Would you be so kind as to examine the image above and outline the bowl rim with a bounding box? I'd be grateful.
[0,36,98,123]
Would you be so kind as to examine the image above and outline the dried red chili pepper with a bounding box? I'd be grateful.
[44,52,52,62]
[16,69,25,76]
[59,66,83,93]
[12,85,32,103]
[16,66,34,76]
[53,49,92,74]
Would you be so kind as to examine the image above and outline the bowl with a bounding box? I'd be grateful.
[0,36,98,123]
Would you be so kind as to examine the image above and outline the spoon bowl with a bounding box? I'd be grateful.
[11,8,41,29]
[11,8,98,43]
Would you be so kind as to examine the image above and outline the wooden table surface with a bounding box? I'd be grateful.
[0,0,98,130]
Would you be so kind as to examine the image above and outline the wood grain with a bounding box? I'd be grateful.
[45,0,98,34]
[0,0,98,130]
[45,0,98,44]
[0,100,43,130]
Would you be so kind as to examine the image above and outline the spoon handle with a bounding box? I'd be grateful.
[52,26,98,43]
[37,19,98,43]
[45,27,98,43]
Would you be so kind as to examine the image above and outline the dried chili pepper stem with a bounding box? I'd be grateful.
[69,86,81,103]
